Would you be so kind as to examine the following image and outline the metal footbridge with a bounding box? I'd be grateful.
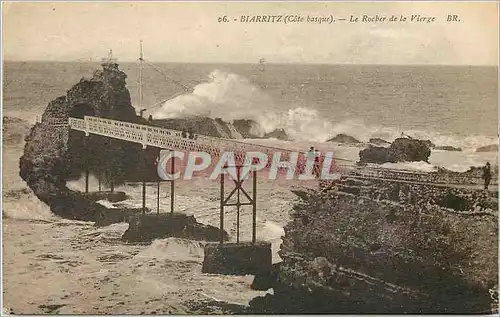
[36,114,496,188]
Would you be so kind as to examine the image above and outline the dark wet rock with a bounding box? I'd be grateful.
[359,138,432,164]
[232,119,262,138]
[389,138,431,162]
[263,128,291,141]
[151,116,247,139]
[359,146,396,163]
[84,191,129,203]
[327,134,361,144]
[202,241,272,275]
[476,144,498,152]
[121,213,229,243]
[151,117,231,138]
[368,137,391,146]
[19,62,146,221]
[94,207,144,227]
[251,262,282,291]
[435,145,462,151]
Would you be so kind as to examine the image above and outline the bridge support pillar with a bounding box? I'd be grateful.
[170,155,175,215]
[142,151,147,215]
[220,166,257,244]
[84,137,89,193]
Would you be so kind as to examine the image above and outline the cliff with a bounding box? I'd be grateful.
[251,178,498,313]
[19,62,150,221]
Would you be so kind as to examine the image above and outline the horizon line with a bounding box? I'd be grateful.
[3,59,498,67]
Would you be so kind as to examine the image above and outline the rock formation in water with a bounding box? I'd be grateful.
[252,178,498,313]
[434,145,462,151]
[476,144,498,152]
[19,62,144,221]
[368,137,391,146]
[18,62,232,246]
[389,138,432,162]
[359,137,432,164]
[151,117,239,139]
[327,133,361,144]
[232,119,263,138]
[263,128,290,140]
[151,116,291,141]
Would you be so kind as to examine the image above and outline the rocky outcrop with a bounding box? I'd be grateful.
[263,128,290,140]
[359,137,431,164]
[152,117,291,141]
[476,144,498,152]
[232,119,262,138]
[368,137,390,146]
[327,134,361,144]
[202,241,272,275]
[121,213,228,243]
[359,146,395,163]
[434,145,462,151]
[19,62,145,221]
[151,117,238,138]
[263,179,498,313]
[389,138,431,162]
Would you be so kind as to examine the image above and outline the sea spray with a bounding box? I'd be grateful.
[151,70,498,150]
[151,70,334,142]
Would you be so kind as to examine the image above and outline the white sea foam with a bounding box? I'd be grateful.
[151,69,498,150]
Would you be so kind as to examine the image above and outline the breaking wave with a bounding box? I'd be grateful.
[151,70,334,142]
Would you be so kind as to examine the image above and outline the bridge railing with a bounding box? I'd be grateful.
[66,115,496,185]
[70,116,319,174]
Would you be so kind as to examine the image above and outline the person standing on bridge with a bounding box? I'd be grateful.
[313,148,321,178]
[482,162,492,190]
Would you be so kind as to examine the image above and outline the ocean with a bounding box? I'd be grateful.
[1,61,498,314]
[3,61,498,171]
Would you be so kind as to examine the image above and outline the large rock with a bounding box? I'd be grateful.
[152,117,291,141]
[263,128,291,141]
[202,241,272,275]
[232,119,263,138]
[434,145,462,151]
[389,138,431,162]
[368,137,391,146]
[359,138,432,164]
[271,180,498,313]
[327,134,361,144]
[19,62,145,221]
[121,213,229,243]
[359,146,396,164]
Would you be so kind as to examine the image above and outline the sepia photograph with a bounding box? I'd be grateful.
[1,1,498,314]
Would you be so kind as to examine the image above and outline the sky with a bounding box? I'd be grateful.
[2,1,498,65]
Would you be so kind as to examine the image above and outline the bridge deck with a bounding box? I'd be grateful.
[40,115,496,187]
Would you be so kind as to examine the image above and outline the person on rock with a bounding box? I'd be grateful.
[482,162,492,190]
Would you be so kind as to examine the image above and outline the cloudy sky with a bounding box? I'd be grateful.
[2,1,498,65]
